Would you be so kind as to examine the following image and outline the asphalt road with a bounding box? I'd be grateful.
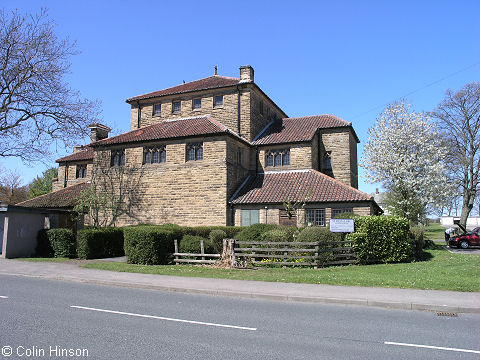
[0,275,479,360]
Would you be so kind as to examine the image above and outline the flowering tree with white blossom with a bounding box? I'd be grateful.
[361,101,453,224]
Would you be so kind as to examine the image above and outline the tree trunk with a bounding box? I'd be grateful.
[459,190,475,229]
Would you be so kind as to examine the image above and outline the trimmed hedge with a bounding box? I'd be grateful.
[296,227,342,243]
[47,228,76,258]
[209,230,227,254]
[77,227,124,259]
[179,235,215,254]
[409,226,425,259]
[347,216,412,264]
[182,226,242,239]
[235,224,279,242]
[123,227,175,265]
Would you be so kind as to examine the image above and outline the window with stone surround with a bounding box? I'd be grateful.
[186,142,203,161]
[193,98,201,109]
[173,101,181,113]
[265,149,290,167]
[241,209,259,226]
[143,146,166,165]
[214,95,223,107]
[305,209,325,227]
[153,103,161,116]
[332,208,353,218]
[76,164,87,178]
[324,151,332,171]
[111,149,125,167]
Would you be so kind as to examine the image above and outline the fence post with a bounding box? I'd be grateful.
[229,239,236,267]
[174,239,179,265]
[283,246,288,268]
[314,241,319,269]
[200,239,205,262]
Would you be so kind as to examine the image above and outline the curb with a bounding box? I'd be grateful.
[2,271,479,314]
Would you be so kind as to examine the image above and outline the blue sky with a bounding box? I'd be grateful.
[2,0,479,195]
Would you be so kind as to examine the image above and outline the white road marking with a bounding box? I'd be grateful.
[385,341,480,354]
[70,305,257,331]
[0,296,8,299]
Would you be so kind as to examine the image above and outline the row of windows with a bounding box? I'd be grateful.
[241,208,353,227]
[110,143,204,167]
[153,96,223,116]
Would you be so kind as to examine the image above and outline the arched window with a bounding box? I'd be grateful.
[186,143,203,161]
[265,149,290,167]
[144,146,166,164]
[111,149,125,167]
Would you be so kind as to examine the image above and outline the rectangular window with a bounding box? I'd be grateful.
[305,209,325,227]
[332,208,353,218]
[173,101,181,113]
[265,149,290,167]
[153,103,161,116]
[193,98,202,109]
[144,146,166,164]
[241,209,260,226]
[324,151,332,171]
[111,149,125,167]
[186,142,203,161]
[76,164,87,178]
[214,95,223,107]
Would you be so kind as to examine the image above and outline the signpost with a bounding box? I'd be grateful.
[329,219,355,233]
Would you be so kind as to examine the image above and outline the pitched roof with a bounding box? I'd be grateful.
[252,115,358,145]
[90,115,248,147]
[230,169,372,204]
[126,76,240,102]
[16,182,89,209]
[56,146,94,163]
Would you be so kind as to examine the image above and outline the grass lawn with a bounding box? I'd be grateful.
[82,247,480,292]
[18,257,71,263]
[425,223,447,241]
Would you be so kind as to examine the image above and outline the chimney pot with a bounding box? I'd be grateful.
[214,65,218,75]
[239,65,254,83]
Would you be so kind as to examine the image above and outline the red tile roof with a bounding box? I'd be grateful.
[230,169,372,204]
[56,146,94,163]
[17,182,89,209]
[90,115,247,146]
[252,115,358,145]
[126,76,240,102]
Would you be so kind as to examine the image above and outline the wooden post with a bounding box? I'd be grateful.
[174,239,179,265]
[314,242,319,269]
[229,239,236,267]
[283,246,287,268]
[200,239,205,262]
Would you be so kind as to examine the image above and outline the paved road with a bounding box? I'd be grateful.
[1,276,479,360]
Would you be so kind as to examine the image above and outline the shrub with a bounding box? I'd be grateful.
[261,228,296,243]
[347,215,412,264]
[36,229,54,257]
[296,227,342,261]
[182,226,242,239]
[235,223,279,242]
[179,235,215,254]
[409,226,425,259]
[77,227,124,259]
[124,227,175,265]
[209,230,227,254]
[47,228,76,258]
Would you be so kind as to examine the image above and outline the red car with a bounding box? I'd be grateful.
[449,227,480,249]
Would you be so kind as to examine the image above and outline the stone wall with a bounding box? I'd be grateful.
[258,143,312,171]
[92,136,232,227]
[54,162,92,191]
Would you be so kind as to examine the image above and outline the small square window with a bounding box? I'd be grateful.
[153,104,161,116]
[173,101,181,113]
[214,95,223,107]
[193,98,201,109]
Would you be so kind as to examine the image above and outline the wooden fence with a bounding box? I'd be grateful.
[173,239,220,265]
[233,240,357,267]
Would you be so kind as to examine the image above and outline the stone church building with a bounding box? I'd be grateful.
[20,65,381,227]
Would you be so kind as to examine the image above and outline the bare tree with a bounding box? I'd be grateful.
[0,9,101,163]
[0,167,28,204]
[433,83,480,228]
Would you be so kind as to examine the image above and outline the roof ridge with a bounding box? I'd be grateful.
[261,169,310,175]
[309,169,372,199]
[283,114,350,125]
[16,182,88,206]
[164,114,211,122]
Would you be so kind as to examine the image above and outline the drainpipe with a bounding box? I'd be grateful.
[64,163,68,188]
[136,100,141,129]
[236,85,241,136]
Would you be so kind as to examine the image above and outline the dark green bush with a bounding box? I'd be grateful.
[36,229,54,257]
[77,227,124,259]
[179,235,215,254]
[261,228,297,243]
[47,228,76,258]
[182,226,242,239]
[347,216,412,264]
[235,223,279,242]
[296,227,342,243]
[209,230,227,254]
[124,227,175,265]
[409,226,425,259]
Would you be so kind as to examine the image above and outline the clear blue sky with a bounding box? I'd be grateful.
[2,0,479,195]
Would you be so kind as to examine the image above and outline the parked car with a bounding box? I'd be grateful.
[448,227,480,249]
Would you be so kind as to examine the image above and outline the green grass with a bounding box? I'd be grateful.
[82,247,480,292]
[18,257,71,263]
[425,223,447,241]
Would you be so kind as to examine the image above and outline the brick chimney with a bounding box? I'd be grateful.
[73,145,84,153]
[239,65,254,83]
[88,123,111,143]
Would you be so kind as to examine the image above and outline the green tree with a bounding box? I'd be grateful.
[28,167,58,198]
